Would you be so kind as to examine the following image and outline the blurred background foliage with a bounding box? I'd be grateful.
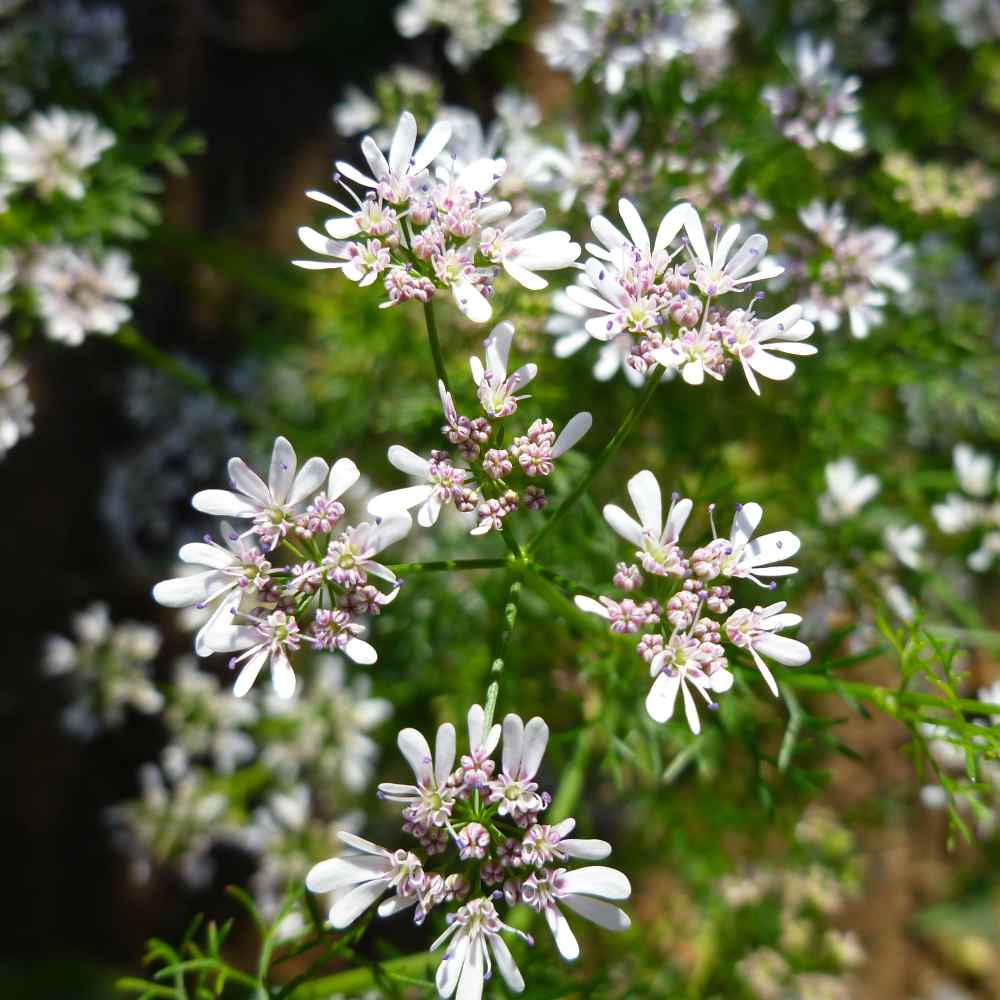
[2,0,999,998]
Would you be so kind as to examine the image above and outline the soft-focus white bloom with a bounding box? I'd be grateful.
[396,0,520,67]
[762,36,865,153]
[818,458,881,524]
[26,245,138,344]
[953,443,994,497]
[0,108,113,198]
[521,864,631,960]
[432,898,526,1000]
[725,602,810,697]
[331,84,381,137]
[884,523,925,570]
[192,437,331,549]
[0,332,32,459]
[603,470,693,577]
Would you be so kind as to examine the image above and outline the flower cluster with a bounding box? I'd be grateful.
[793,201,911,339]
[576,471,810,732]
[395,0,520,68]
[153,436,412,698]
[933,443,1000,571]
[0,331,33,458]
[369,323,592,536]
[0,107,114,200]
[43,603,164,738]
[308,706,631,999]
[762,36,865,154]
[536,0,736,96]
[295,111,580,323]
[558,198,816,394]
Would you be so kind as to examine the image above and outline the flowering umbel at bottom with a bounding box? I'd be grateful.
[306,704,631,999]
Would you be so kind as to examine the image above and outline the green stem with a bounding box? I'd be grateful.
[483,578,523,732]
[773,668,1000,717]
[286,952,435,999]
[387,557,508,574]
[423,299,449,391]
[777,684,804,772]
[526,364,662,555]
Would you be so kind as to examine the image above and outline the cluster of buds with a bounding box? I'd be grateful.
[307,705,631,1000]
[153,437,412,700]
[294,111,580,324]
[576,471,811,733]
[559,198,817,396]
[369,322,592,536]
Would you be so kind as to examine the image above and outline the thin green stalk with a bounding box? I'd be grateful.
[483,578,523,731]
[777,684,804,772]
[387,557,508,574]
[526,364,662,555]
[422,299,449,391]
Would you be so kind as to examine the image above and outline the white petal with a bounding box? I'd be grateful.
[328,457,361,500]
[435,723,457,784]
[337,831,388,854]
[233,648,269,698]
[192,489,258,518]
[617,198,650,255]
[574,595,610,619]
[398,727,433,785]
[520,716,549,779]
[271,650,296,699]
[360,136,390,182]
[603,504,645,547]
[179,542,235,569]
[754,633,811,667]
[552,412,592,457]
[665,497,693,542]
[453,281,492,323]
[368,485,434,518]
[436,932,467,999]
[411,120,453,173]
[560,866,631,900]
[417,493,443,527]
[288,456,329,505]
[456,934,485,1000]
[747,351,796,382]
[388,111,417,177]
[228,457,271,504]
[268,437,297,505]
[489,934,524,993]
[152,572,215,608]
[306,857,386,894]
[328,878,388,929]
[681,680,701,734]
[653,202,693,256]
[546,905,580,961]
[370,512,412,553]
[559,838,612,860]
[730,502,763,546]
[746,530,800,567]
[501,713,525,776]
[627,470,662,535]
[682,208,711,266]
[645,672,679,723]
[344,637,378,665]
[562,894,631,931]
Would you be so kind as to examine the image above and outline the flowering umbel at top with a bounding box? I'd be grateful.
[294,111,580,323]
[307,704,631,1000]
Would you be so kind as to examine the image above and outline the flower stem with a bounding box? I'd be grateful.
[525,364,662,555]
[422,299,449,391]
[387,557,508,574]
[483,578,523,732]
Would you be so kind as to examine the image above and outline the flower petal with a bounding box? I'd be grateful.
[559,865,631,900]
[268,437,297,505]
[398,727,433,785]
[603,504,645,547]
[288,456,329,506]
[562,894,631,931]
[328,457,361,500]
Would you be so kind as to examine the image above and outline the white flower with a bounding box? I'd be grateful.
[332,84,381,137]
[884,523,924,570]
[931,493,983,534]
[520,865,631,960]
[969,530,1000,572]
[208,609,302,699]
[432,898,526,1000]
[396,0,520,67]
[306,831,426,928]
[26,245,137,344]
[152,523,271,655]
[367,446,468,527]
[818,458,880,524]
[603,470,693,577]
[335,110,452,202]
[487,713,549,820]
[378,723,458,828]
[725,602,810,697]
[717,502,801,586]
[682,209,783,297]
[192,437,332,549]
[710,304,817,396]
[646,635,734,733]
[480,207,580,290]
[953,443,994,497]
[470,321,537,417]
[0,108,114,198]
